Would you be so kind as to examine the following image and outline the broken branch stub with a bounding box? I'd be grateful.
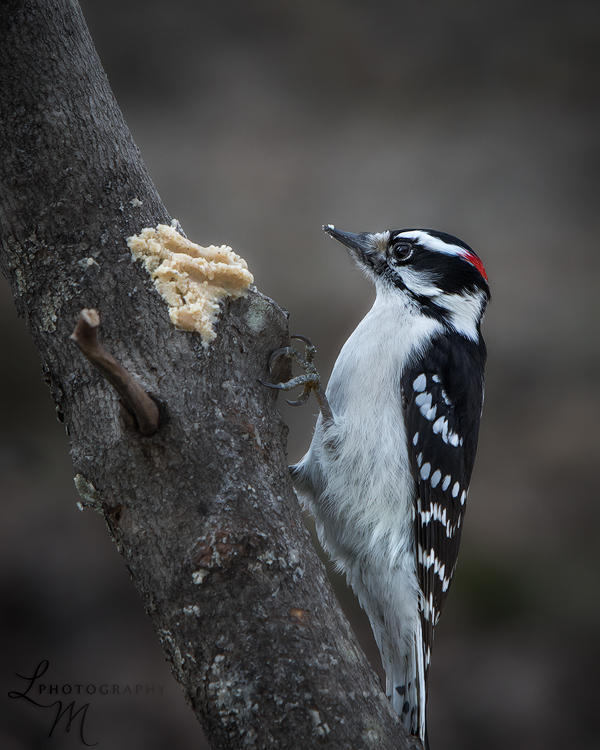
[70,308,160,436]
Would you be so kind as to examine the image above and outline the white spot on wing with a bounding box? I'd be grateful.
[423,404,437,420]
[422,590,440,624]
[420,462,431,480]
[413,374,426,392]
[415,391,431,408]
[442,475,451,491]
[430,469,441,488]
[418,504,432,525]
[413,432,419,446]
[432,502,446,525]
[452,482,460,498]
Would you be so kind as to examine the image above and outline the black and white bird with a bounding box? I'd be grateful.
[264,225,489,747]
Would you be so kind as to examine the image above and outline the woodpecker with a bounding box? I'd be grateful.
[264,225,489,748]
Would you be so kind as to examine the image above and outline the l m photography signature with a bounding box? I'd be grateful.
[8,659,97,746]
[8,659,165,746]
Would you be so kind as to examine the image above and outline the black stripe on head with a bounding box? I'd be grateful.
[384,229,490,303]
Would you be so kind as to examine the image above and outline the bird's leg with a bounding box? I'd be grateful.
[260,335,333,425]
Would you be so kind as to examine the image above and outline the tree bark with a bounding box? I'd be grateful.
[0,2,416,748]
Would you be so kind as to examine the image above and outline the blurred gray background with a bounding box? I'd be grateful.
[2,1,599,748]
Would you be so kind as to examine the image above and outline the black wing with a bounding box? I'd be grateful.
[401,331,486,666]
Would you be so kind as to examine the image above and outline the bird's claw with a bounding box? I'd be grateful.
[267,345,295,373]
[289,334,316,363]
[267,335,316,374]
[285,389,312,407]
[261,335,322,409]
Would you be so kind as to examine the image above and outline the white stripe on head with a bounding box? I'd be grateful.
[396,230,468,259]
[434,288,486,341]
[394,267,440,297]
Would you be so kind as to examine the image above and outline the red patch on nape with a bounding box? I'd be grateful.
[462,251,488,281]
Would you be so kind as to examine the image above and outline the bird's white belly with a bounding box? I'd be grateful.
[293,291,443,644]
[313,401,414,570]
[300,296,420,566]
[301,363,421,657]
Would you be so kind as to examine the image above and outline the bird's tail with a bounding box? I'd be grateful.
[385,618,429,747]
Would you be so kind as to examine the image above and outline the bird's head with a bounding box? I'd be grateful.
[323,224,490,341]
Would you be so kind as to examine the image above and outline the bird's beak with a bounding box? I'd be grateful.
[322,224,378,268]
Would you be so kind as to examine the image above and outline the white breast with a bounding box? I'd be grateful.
[295,285,444,572]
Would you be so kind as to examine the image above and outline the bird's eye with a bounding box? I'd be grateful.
[390,242,413,262]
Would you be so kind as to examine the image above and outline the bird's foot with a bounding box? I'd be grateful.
[260,335,332,423]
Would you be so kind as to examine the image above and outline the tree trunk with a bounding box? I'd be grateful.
[0,1,416,748]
